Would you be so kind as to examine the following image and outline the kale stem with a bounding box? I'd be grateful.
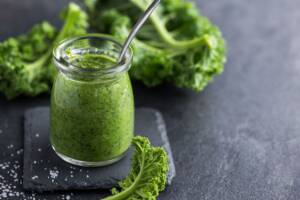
[25,50,52,81]
[131,0,205,49]
[102,147,145,200]
[24,4,80,82]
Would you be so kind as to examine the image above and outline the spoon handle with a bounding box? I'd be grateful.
[118,0,161,62]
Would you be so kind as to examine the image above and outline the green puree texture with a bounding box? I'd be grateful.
[50,55,134,162]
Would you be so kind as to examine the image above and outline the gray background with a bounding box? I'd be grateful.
[1,0,300,199]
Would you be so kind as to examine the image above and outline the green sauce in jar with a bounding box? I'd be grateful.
[51,35,134,166]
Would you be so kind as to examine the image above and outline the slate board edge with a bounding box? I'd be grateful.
[23,109,37,191]
[138,107,176,185]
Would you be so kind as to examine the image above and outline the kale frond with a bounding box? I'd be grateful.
[0,3,88,99]
[88,0,226,91]
[103,136,169,200]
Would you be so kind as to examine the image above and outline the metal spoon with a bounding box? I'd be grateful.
[118,0,161,63]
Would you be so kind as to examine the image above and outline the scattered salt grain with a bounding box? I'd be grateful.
[0,162,10,170]
[49,169,59,183]
[0,160,28,199]
[16,149,23,155]
[49,169,59,179]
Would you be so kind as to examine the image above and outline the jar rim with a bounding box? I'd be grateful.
[53,34,133,77]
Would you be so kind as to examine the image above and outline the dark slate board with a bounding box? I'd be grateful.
[23,107,175,192]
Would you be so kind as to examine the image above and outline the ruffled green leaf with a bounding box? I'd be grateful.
[103,136,169,200]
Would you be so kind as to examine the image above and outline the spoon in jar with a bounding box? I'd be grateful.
[118,0,161,63]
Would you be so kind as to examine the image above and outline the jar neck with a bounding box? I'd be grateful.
[59,68,128,84]
[54,58,130,83]
[52,34,132,83]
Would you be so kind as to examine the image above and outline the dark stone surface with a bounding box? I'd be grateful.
[1,0,300,199]
[23,107,175,192]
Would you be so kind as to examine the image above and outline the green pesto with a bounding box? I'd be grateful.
[50,55,134,162]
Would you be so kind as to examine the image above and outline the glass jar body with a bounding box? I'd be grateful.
[50,72,134,167]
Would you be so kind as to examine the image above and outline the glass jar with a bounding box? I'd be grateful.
[51,34,134,167]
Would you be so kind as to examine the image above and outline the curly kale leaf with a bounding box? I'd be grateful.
[103,136,169,200]
[88,0,226,91]
[0,22,55,99]
[0,3,88,99]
